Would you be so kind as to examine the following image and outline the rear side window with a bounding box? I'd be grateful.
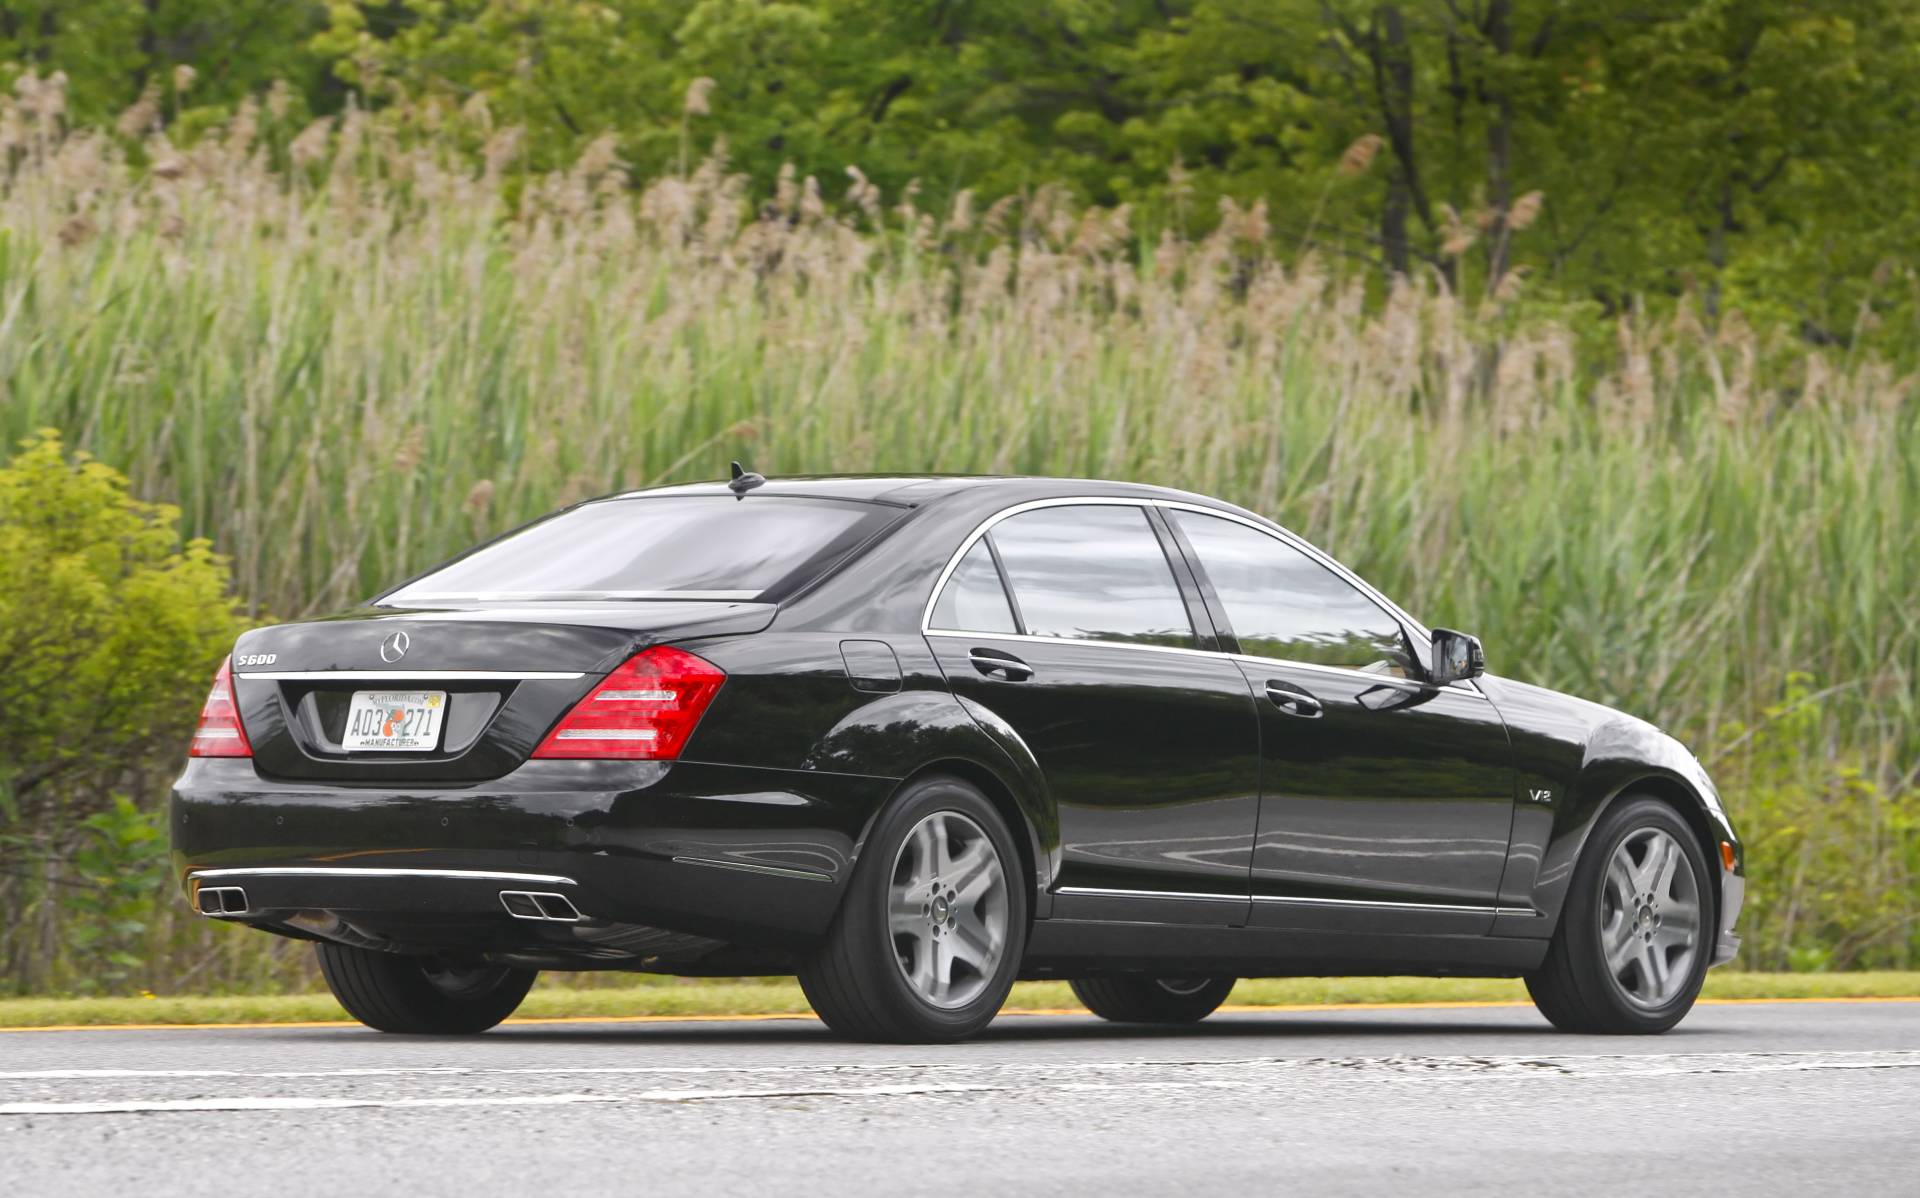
[988,505,1196,648]
[1171,510,1413,676]
[381,495,894,604]
[930,541,1018,633]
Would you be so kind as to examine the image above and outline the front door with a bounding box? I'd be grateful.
[1165,508,1516,936]
[925,502,1260,926]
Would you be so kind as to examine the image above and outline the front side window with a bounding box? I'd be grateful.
[382,495,894,604]
[1171,510,1414,676]
[988,505,1196,647]
[929,540,1018,633]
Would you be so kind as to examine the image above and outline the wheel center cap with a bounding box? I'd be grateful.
[930,895,951,924]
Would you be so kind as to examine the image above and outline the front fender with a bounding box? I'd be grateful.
[1486,682,1742,944]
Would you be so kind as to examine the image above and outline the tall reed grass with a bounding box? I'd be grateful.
[1,80,1915,981]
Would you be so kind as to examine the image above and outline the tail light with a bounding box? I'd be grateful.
[531,646,725,760]
[189,657,252,758]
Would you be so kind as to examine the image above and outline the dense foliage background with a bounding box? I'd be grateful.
[7,2,1920,342]
[0,2,1915,993]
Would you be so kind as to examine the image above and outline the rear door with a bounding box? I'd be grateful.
[1164,508,1516,935]
[925,502,1260,925]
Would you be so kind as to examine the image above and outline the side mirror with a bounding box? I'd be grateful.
[1429,628,1485,685]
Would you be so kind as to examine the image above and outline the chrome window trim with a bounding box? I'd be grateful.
[1235,654,1423,689]
[1230,653,1492,701]
[925,631,1491,700]
[389,590,759,602]
[940,497,1208,649]
[235,670,585,681]
[1155,502,1435,643]
[920,494,1435,649]
[925,629,1221,662]
[921,497,1170,634]
[917,493,1488,700]
[187,866,579,886]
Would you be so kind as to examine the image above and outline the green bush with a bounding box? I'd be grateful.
[1717,676,1920,972]
[0,429,247,993]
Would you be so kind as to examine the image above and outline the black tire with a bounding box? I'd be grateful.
[1070,975,1236,1024]
[1525,795,1715,1034]
[800,775,1029,1043]
[316,943,536,1034]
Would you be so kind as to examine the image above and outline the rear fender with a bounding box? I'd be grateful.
[810,689,1058,918]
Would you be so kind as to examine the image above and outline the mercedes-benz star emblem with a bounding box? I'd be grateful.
[379,630,411,663]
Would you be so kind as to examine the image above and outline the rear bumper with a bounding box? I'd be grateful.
[170,757,895,964]
[186,866,584,921]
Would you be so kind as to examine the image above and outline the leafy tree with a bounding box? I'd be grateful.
[17,1,1920,340]
[1593,0,1920,330]
[0,430,245,836]
[0,1,327,130]
[317,1,677,159]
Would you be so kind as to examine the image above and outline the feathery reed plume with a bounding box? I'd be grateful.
[1338,133,1383,176]
[684,77,716,117]
[1507,190,1544,231]
[1441,203,1476,256]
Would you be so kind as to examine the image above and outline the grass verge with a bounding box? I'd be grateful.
[4,972,1919,1029]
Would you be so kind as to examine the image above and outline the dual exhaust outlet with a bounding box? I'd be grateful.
[499,890,583,922]
[193,881,583,923]
[194,886,250,917]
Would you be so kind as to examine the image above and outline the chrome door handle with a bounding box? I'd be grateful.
[1265,684,1323,718]
[969,651,1033,681]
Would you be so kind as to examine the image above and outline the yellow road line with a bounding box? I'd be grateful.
[0,1010,819,1034]
[2,993,1917,1034]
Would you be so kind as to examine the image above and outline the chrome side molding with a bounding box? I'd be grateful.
[188,866,579,886]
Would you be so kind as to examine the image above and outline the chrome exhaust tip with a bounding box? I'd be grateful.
[195,885,250,917]
[499,890,583,922]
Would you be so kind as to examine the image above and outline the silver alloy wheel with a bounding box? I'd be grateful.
[1600,827,1702,1008]
[888,810,1010,1010]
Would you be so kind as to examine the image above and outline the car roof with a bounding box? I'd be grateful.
[620,475,985,505]
[613,474,1265,516]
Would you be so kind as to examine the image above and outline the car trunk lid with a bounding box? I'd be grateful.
[229,601,773,783]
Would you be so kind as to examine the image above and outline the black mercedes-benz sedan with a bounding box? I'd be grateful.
[173,472,1744,1041]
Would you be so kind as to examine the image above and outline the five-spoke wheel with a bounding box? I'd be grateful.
[887,810,1011,1010]
[801,775,1028,1042]
[1527,795,1714,1034]
[1599,826,1703,1009]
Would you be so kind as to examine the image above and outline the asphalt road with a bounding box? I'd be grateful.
[4,999,1918,1196]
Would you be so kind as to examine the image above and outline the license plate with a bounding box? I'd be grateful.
[342,691,446,752]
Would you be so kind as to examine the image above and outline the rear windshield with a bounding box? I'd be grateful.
[379,495,896,604]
